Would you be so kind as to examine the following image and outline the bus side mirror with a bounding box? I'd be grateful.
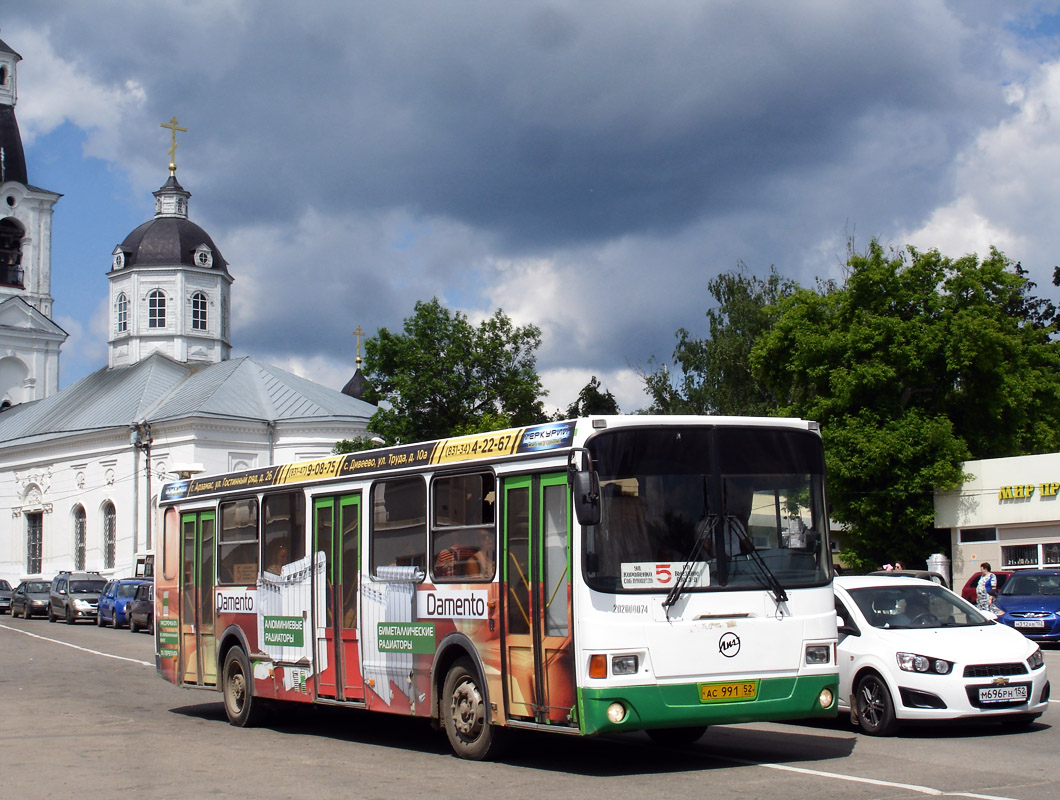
[568,448,600,526]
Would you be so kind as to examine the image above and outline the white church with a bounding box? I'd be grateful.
[0,36,375,583]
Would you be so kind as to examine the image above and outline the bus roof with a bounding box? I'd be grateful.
[159,414,817,505]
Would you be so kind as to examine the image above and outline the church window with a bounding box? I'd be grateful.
[148,290,166,328]
[0,218,25,287]
[116,293,128,333]
[103,502,117,570]
[73,506,87,571]
[26,512,42,575]
[191,292,208,331]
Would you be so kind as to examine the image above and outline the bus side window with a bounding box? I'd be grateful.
[371,477,427,577]
[219,498,259,584]
[431,473,496,582]
[262,491,306,576]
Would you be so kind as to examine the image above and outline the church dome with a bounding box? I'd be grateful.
[116,217,228,271]
[111,174,228,273]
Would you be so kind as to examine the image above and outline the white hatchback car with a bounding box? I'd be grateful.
[834,575,1049,735]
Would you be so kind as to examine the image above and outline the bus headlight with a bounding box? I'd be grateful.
[606,702,627,724]
[612,655,639,675]
[805,644,831,665]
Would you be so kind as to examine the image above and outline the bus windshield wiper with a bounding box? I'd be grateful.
[663,514,716,611]
[726,516,788,605]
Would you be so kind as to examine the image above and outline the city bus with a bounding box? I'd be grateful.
[155,415,838,759]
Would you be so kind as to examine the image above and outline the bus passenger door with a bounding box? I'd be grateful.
[503,473,576,726]
[312,493,363,701]
[180,510,217,686]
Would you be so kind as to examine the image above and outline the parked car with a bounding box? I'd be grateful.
[127,582,153,633]
[993,569,1060,642]
[11,580,51,618]
[0,578,12,614]
[834,575,1049,735]
[97,578,150,628]
[867,569,949,588]
[959,570,1013,605]
[48,571,107,624]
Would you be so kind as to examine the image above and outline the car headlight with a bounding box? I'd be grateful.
[74,599,90,609]
[897,652,953,674]
[1028,648,1044,670]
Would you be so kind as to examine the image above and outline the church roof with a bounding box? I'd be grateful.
[116,216,229,272]
[0,105,28,186]
[0,353,375,449]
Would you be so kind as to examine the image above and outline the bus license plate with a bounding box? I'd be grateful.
[699,680,759,703]
[978,685,1028,704]
[1014,620,1046,629]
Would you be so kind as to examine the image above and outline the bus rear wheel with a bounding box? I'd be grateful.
[442,659,506,761]
[222,647,267,727]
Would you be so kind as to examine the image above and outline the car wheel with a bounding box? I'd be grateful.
[222,647,268,727]
[647,726,709,746]
[112,609,120,629]
[66,606,76,625]
[442,658,507,760]
[855,673,899,736]
[47,607,55,622]
[129,616,139,633]
[24,605,31,620]
[96,611,104,627]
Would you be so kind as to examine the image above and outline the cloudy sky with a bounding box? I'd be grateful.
[6,2,1060,413]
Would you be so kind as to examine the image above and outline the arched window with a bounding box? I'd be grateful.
[103,502,117,569]
[191,292,207,331]
[148,290,166,329]
[73,506,87,570]
[0,218,25,287]
[116,293,128,333]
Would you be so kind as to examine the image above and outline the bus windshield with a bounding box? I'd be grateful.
[583,425,830,594]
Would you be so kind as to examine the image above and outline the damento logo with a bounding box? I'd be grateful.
[719,632,741,657]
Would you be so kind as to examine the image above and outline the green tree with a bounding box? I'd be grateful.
[363,298,547,443]
[557,375,620,419]
[645,242,1060,568]
[642,266,796,415]
[332,435,382,455]
[752,241,1060,568]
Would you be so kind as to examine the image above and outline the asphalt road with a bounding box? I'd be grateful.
[2,614,1059,800]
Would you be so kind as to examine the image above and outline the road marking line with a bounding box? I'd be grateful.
[728,758,1022,800]
[0,622,153,667]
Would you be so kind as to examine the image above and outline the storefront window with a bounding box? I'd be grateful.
[1042,542,1060,566]
[1001,544,1039,568]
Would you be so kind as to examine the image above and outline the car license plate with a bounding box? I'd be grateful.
[699,680,759,703]
[1014,620,1046,629]
[978,685,1028,704]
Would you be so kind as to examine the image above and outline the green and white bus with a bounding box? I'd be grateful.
[156,415,838,759]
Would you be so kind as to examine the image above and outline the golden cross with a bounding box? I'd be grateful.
[160,116,188,176]
[353,325,365,367]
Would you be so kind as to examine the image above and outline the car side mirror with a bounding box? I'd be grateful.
[837,615,859,637]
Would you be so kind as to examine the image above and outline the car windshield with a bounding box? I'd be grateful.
[583,426,831,593]
[847,584,991,629]
[116,583,141,597]
[0,580,11,590]
[1000,573,1060,596]
[70,580,107,593]
[26,582,50,592]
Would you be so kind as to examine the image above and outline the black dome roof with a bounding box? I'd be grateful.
[116,216,229,272]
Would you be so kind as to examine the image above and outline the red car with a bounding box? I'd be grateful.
[959,570,1012,604]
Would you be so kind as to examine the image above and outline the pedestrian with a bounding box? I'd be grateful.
[976,562,997,611]
[894,560,905,571]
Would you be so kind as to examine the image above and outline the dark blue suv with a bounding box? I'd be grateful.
[97,578,150,628]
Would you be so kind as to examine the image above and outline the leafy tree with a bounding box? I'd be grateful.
[752,241,1060,568]
[332,435,382,455]
[645,242,1060,568]
[362,298,547,443]
[557,375,620,419]
[642,266,796,415]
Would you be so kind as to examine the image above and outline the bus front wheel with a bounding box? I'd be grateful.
[222,647,267,727]
[442,658,506,761]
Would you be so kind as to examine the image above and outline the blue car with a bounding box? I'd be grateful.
[994,569,1060,642]
[97,578,150,628]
